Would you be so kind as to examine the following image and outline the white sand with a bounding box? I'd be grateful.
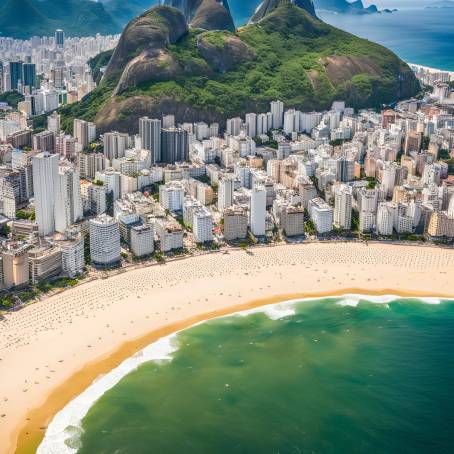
[1,242,454,453]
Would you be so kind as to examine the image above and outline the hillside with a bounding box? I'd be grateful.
[0,0,120,38]
[59,1,420,134]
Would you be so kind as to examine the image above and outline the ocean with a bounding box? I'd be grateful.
[39,295,454,454]
[317,9,454,72]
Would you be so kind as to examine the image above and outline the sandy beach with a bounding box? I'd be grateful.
[1,242,454,454]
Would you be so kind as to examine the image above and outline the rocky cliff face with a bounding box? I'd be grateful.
[60,0,420,134]
[164,0,235,30]
[250,0,316,23]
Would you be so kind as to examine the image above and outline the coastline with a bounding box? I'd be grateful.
[2,242,454,454]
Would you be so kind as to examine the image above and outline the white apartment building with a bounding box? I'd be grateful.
[159,182,184,212]
[334,184,352,230]
[156,220,184,252]
[271,100,284,129]
[358,188,379,233]
[130,224,154,257]
[32,152,59,236]
[250,185,266,236]
[193,207,213,243]
[59,234,85,277]
[89,214,121,268]
[309,197,333,234]
[88,184,107,215]
[103,131,129,162]
[376,202,394,236]
[55,167,83,233]
[218,175,234,212]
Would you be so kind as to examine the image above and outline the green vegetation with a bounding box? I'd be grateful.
[304,219,316,235]
[0,276,80,310]
[60,2,419,132]
[194,174,211,184]
[32,114,48,130]
[0,90,24,108]
[421,135,430,150]
[330,138,345,147]
[365,177,377,189]
[445,158,454,175]
[16,209,35,221]
[0,0,120,39]
[89,49,114,84]
[0,224,10,237]
[438,148,450,160]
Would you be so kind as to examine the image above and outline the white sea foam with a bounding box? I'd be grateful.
[37,334,180,454]
[336,294,397,307]
[38,293,450,453]
[236,301,298,320]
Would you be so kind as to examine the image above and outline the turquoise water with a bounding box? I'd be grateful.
[46,296,454,454]
[318,9,454,71]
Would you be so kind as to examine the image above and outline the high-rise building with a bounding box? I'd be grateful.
[78,152,105,179]
[159,181,184,211]
[245,113,257,138]
[74,119,96,148]
[161,127,188,163]
[256,113,269,135]
[250,185,266,236]
[9,61,23,91]
[280,206,305,237]
[55,29,65,49]
[404,131,422,155]
[130,224,154,257]
[139,117,161,162]
[193,206,213,243]
[22,63,36,90]
[226,117,242,136]
[54,167,83,233]
[162,114,175,128]
[33,130,55,153]
[270,100,284,129]
[309,197,333,234]
[223,206,248,240]
[47,112,61,134]
[376,202,395,236]
[334,184,352,230]
[358,188,379,233]
[103,131,129,162]
[336,157,355,182]
[32,152,59,236]
[58,233,85,278]
[89,214,121,268]
[218,175,234,212]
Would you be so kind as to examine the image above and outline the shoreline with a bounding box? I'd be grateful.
[2,242,454,454]
[17,290,454,454]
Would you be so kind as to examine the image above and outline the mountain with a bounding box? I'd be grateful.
[250,0,316,23]
[314,0,381,14]
[164,0,235,31]
[0,0,120,38]
[59,0,419,134]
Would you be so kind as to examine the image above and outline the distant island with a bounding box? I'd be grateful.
[314,0,396,14]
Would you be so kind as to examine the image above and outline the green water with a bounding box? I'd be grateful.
[76,297,454,453]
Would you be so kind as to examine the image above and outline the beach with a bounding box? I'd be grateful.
[1,242,454,454]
